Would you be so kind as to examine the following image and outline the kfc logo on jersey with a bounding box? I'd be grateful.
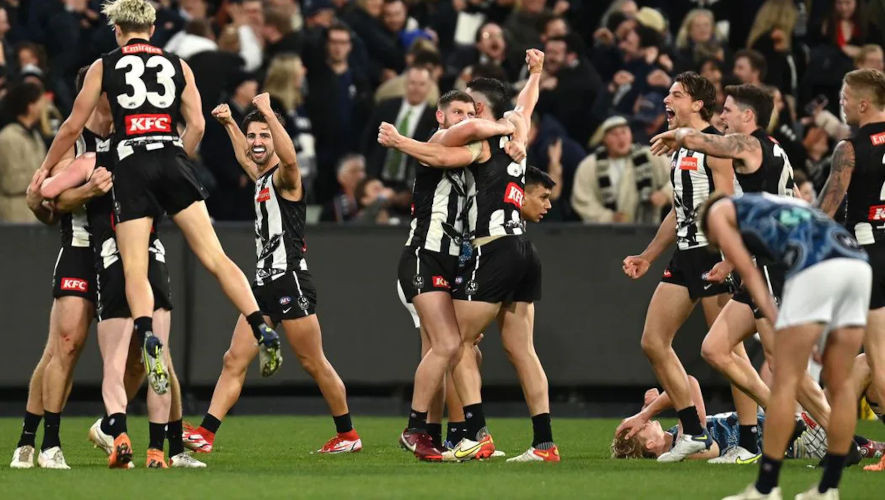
[122,44,162,55]
[678,157,698,171]
[60,278,88,292]
[871,132,885,146]
[869,204,885,221]
[432,276,450,289]
[125,114,172,135]
[256,188,271,203]
[503,182,524,207]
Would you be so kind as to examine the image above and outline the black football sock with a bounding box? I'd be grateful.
[17,411,41,448]
[167,419,184,457]
[819,453,847,492]
[246,312,265,340]
[107,413,127,438]
[333,413,353,434]
[133,316,153,343]
[531,413,554,448]
[200,413,222,434]
[463,403,487,439]
[676,406,704,436]
[427,423,442,449]
[407,409,428,433]
[446,421,465,446]
[149,422,166,451]
[41,411,61,451]
[739,424,760,454]
[755,454,783,494]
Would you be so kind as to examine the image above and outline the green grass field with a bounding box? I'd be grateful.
[1,416,883,499]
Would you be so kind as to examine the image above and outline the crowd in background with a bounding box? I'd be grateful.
[1,0,884,224]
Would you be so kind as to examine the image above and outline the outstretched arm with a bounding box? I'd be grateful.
[815,139,854,217]
[379,122,483,168]
[512,49,544,132]
[437,117,515,147]
[252,93,301,194]
[39,60,102,179]
[651,128,761,166]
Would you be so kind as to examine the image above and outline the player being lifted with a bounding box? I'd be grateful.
[183,94,359,454]
[815,67,885,473]
[622,72,735,462]
[32,3,283,460]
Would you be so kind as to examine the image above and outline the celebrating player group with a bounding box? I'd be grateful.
[8,0,885,496]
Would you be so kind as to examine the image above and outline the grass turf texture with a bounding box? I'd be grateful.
[1,416,883,499]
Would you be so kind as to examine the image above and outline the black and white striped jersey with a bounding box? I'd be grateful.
[60,128,109,248]
[405,163,466,257]
[734,128,796,197]
[670,125,720,250]
[254,165,307,285]
[465,135,526,239]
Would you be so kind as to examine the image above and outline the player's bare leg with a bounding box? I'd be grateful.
[500,302,559,462]
[400,292,462,460]
[419,324,446,449]
[34,296,93,469]
[144,310,171,468]
[172,201,280,375]
[10,336,51,468]
[444,300,500,461]
[97,317,135,468]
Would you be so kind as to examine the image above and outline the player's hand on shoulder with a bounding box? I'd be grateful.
[86,167,113,196]
[26,169,48,211]
[378,122,401,147]
[622,255,650,279]
[211,104,232,124]
[252,93,273,115]
[526,49,544,74]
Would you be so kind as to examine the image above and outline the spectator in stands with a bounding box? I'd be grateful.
[362,65,436,189]
[343,0,404,82]
[448,22,519,85]
[746,0,799,99]
[802,125,833,191]
[525,114,582,221]
[306,22,373,203]
[229,0,265,72]
[382,0,431,53]
[699,57,726,106]
[538,13,569,45]
[503,0,547,70]
[856,43,885,71]
[820,0,881,61]
[165,18,217,60]
[264,54,318,201]
[571,116,671,224]
[203,72,259,221]
[794,170,816,204]
[375,45,442,105]
[321,153,367,223]
[537,33,603,146]
[0,81,46,223]
[353,177,394,224]
[673,9,727,74]
[188,24,246,113]
[262,7,302,67]
[732,49,766,86]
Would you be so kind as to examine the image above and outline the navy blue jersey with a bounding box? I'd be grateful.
[731,193,867,277]
[668,412,765,455]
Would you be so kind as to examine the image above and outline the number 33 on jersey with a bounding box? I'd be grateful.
[102,40,186,142]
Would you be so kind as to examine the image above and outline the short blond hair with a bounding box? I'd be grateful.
[610,433,655,459]
[102,0,156,32]
[855,44,884,66]
[845,68,885,109]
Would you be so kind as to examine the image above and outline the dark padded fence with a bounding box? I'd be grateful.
[0,223,724,389]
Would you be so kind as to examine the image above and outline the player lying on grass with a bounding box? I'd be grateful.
[611,373,885,462]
